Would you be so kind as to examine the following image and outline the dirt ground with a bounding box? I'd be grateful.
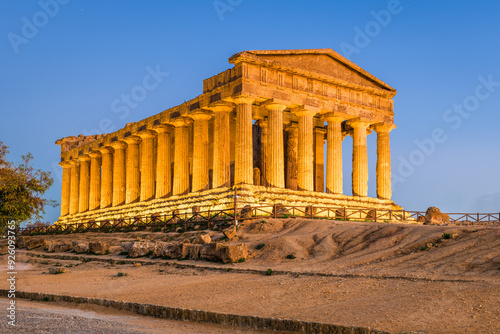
[1,219,499,333]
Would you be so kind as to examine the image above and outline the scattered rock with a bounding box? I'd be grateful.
[195,234,211,244]
[161,242,182,259]
[89,242,110,255]
[223,225,237,240]
[121,242,134,253]
[0,245,9,255]
[153,242,168,257]
[133,263,142,267]
[17,236,31,248]
[220,243,248,263]
[53,242,73,253]
[44,240,56,252]
[49,267,69,274]
[417,216,426,223]
[273,203,290,216]
[188,244,202,259]
[27,238,45,250]
[239,205,253,219]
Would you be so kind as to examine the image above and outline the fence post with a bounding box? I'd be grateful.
[273,204,277,219]
[374,209,378,222]
[343,206,347,221]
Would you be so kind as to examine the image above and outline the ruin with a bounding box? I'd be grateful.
[55,49,401,225]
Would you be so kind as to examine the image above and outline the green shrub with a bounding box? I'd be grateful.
[442,233,451,239]
[286,254,296,260]
[117,272,128,277]
[256,243,265,250]
[265,268,273,276]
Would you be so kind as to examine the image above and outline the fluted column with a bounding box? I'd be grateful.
[124,136,141,204]
[374,123,396,200]
[77,155,90,213]
[348,119,370,197]
[191,112,212,192]
[153,124,173,198]
[110,141,127,206]
[59,161,71,217]
[88,151,101,211]
[233,97,255,185]
[314,127,326,192]
[211,104,233,188]
[69,160,80,215]
[325,116,344,194]
[138,130,156,201]
[172,118,191,195]
[99,146,113,209]
[265,103,286,188]
[294,109,316,191]
[285,123,298,190]
[259,120,268,187]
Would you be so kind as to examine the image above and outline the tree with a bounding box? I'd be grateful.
[0,141,57,232]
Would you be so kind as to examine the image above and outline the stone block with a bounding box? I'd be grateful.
[49,267,69,274]
[27,238,45,250]
[195,234,212,244]
[128,241,155,258]
[220,243,248,263]
[73,242,89,254]
[0,245,8,255]
[200,242,221,261]
[223,225,237,240]
[188,244,202,259]
[17,236,31,248]
[53,242,73,253]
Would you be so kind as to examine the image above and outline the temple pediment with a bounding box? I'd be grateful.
[230,49,395,92]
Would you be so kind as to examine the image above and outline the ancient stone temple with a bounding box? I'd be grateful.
[55,49,401,224]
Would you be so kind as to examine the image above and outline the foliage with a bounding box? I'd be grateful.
[442,232,451,239]
[0,141,57,232]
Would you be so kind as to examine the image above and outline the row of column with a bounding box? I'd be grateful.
[59,99,395,218]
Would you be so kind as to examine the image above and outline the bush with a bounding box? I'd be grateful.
[265,268,273,276]
[256,243,265,250]
[442,232,451,239]
[117,272,128,277]
[286,254,296,259]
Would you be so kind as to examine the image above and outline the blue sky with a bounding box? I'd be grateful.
[1,0,499,223]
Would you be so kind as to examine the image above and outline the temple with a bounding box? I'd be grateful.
[55,49,401,224]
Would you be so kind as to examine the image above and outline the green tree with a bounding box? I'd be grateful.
[0,141,57,232]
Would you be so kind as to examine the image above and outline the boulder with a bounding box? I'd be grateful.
[273,203,290,216]
[180,243,191,259]
[72,242,89,254]
[200,242,222,261]
[17,236,31,248]
[153,242,168,258]
[220,243,248,263]
[188,244,202,259]
[128,241,155,258]
[239,205,253,219]
[223,225,237,240]
[424,207,449,225]
[121,242,134,253]
[27,238,45,250]
[89,242,110,255]
[195,234,212,244]
[49,267,68,274]
[53,242,73,253]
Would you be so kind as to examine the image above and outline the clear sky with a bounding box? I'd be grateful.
[1,0,499,223]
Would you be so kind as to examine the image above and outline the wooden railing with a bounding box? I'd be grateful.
[4,204,499,237]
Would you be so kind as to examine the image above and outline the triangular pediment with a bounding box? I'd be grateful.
[230,49,395,92]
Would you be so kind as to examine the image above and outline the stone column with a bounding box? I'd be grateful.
[69,160,80,215]
[294,109,316,191]
[348,119,370,197]
[59,161,71,217]
[88,151,101,211]
[285,123,298,190]
[153,124,173,198]
[124,136,141,204]
[99,146,113,209]
[138,130,156,201]
[233,97,255,185]
[191,112,212,192]
[325,116,344,194]
[77,155,90,213]
[314,127,326,193]
[110,141,127,206]
[374,123,396,200]
[211,104,233,188]
[172,118,191,195]
[265,103,286,188]
[259,120,268,187]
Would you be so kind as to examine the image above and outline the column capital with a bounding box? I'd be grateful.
[346,117,371,129]
[59,160,72,168]
[323,112,350,123]
[372,122,396,133]
[205,102,234,113]
[314,126,327,135]
[170,116,192,128]
[152,124,174,134]
[77,154,91,162]
[109,141,127,150]
[98,146,114,154]
[293,105,319,118]
[123,135,141,145]
[68,159,79,166]
[88,150,102,159]
[137,129,157,139]
[232,96,255,105]
[189,111,212,121]
[265,102,287,112]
